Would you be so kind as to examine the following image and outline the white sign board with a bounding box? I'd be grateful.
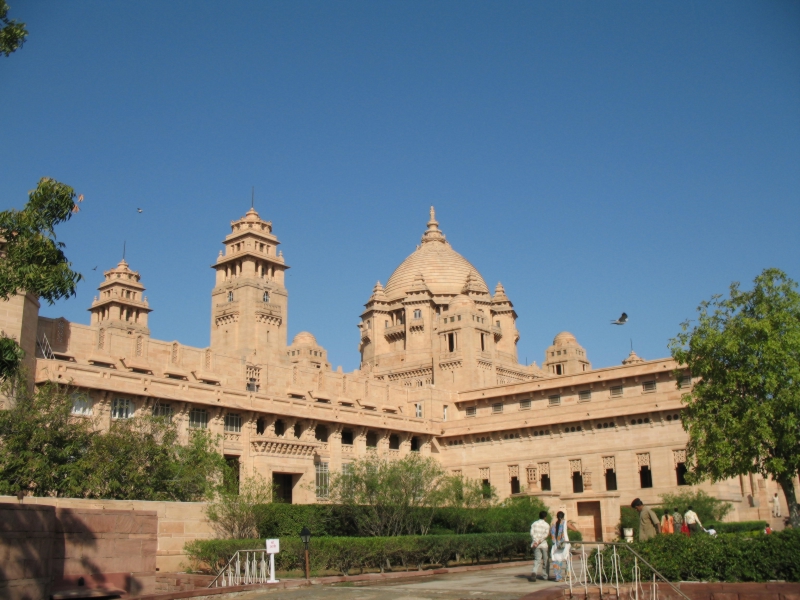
[266,539,280,554]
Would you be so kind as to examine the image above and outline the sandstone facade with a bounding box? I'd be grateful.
[4,207,794,540]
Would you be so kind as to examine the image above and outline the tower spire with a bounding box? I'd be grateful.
[421,206,446,244]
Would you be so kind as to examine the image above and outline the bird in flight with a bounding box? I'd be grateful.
[611,312,628,325]
[92,266,97,271]
[137,208,143,213]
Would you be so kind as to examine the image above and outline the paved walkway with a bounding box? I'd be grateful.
[230,565,560,600]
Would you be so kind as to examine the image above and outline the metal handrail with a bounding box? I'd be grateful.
[566,542,691,600]
[207,549,268,588]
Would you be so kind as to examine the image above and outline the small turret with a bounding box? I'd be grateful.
[89,259,151,335]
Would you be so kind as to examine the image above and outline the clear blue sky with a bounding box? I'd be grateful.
[2,1,798,372]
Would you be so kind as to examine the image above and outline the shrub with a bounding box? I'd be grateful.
[704,520,768,534]
[184,532,532,576]
[659,490,733,524]
[594,529,800,582]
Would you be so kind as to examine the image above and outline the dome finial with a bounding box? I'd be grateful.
[421,206,446,244]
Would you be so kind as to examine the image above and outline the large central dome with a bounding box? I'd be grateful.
[384,208,489,300]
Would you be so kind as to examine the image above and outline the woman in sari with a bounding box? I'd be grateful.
[550,511,570,582]
[660,511,674,534]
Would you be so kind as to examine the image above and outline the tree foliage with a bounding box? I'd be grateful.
[0,1,27,57]
[668,268,800,527]
[0,177,84,378]
[0,376,228,500]
[326,453,451,537]
[206,475,273,539]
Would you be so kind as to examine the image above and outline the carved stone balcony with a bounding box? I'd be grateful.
[492,325,503,341]
[250,436,320,458]
[383,323,405,341]
[409,318,424,333]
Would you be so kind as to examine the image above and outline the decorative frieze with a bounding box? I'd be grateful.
[250,437,319,457]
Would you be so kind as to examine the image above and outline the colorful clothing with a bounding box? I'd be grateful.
[550,521,570,582]
[660,513,674,534]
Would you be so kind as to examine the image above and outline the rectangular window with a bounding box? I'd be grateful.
[605,469,618,491]
[510,476,520,495]
[572,471,584,493]
[111,398,133,419]
[540,474,551,491]
[640,466,653,488]
[152,402,173,422]
[447,332,455,352]
[579,390,592,402]
[466,406,477,417]
[548,394,561,406]
[224,413,242,433]
[341,429,354,445]
[610,386,623,398]
[413,309,421,319]
[189,408,208,429]
[415,403,423,418]
[492,403,503,414]
[443,405,448,421]
[676,463,688,486]
[519,399,531,410]
[71,394,92,416]
[679,375,692,389]
[315,462,329,499]
[642,381,657,393]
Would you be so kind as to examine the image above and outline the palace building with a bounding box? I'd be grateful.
[0,207,789,539]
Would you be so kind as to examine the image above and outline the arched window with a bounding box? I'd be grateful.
[263,291,270,303]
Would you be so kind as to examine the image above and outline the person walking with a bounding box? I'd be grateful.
[684,506,703,534]
[530,511,550,581]
[672,508,684,534]
[631,498,660,541]
[550,511,571,582]
[660,510,674,534]
[771,493,782,518]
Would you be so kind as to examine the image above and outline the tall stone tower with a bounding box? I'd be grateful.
[210,208,288,362]
[89,259,152,335]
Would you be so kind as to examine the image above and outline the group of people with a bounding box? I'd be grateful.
[529,510,571,582]
[631,498,708,540]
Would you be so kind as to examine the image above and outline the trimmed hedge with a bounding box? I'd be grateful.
[254,496,554,538]
[594,529,800,582]
[705,520,768,534]
[185,532,532,576]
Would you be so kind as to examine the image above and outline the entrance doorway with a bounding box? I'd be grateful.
[576,501,603,541]
[272,473,294,504]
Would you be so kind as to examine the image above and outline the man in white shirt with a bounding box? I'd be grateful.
[771,493,782,518]
[530,511,550,581]
[684,506,703,534]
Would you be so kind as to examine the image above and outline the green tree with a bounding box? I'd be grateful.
[0,1,27,56]
[327,453,449,537]
[0,376,93,497]
[0,177,83,377]
[206,475,273,539]
[669,268,800,527]
[438,475,497,534]
[0,375,228,500]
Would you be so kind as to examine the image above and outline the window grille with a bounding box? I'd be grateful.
[189,408,208,429]
[519,399,531,410]
[492,403,503,414]
[548,394,561,406]
[225,413,242,433]
[152,402,173,421]
[603,456,616,471]
[315,462,329,499]
[642,381,656,393]
[415,403,423,418]
[71,394,92,416]
[610,385,623,398]
[111,398,133,419]
[466,406,477,417]
[579,390,592,402]
[679,375,692,389]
